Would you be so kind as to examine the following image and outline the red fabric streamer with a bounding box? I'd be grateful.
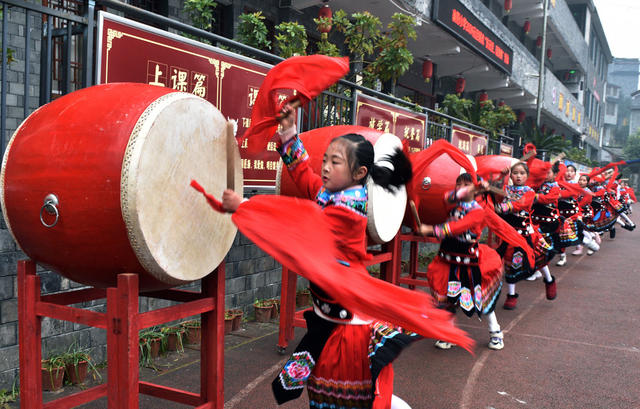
[481,197,535,267]
[191,182,474,351]
[628,188,637,202]
[240,55,349,154]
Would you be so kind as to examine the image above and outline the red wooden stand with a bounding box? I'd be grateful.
[276,236,401,352]
[17,259,225,409]
[394,232,438,290]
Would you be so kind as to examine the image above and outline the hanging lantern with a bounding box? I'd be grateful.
[547,48,552,59]
[498,99,505,107]
[536,36,543,48]
[455,76,466,95]
[523,20,531,34]
[541,124,547,133]
[518,111,526,123]
[550,128,556,135]
[478,90,489,102]
[504,0,512,13]
[318,3,332,34]
[422,59,433,83]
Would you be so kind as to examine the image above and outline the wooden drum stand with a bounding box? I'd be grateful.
[17,259,225,409]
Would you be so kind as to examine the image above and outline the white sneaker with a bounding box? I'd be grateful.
[556,254,567,266]
[434,340,453,350]
[585,240,599,252]
[488,331,504,350]
[526,271,543,281]
[587,249,594,256]
[572,246,583,256]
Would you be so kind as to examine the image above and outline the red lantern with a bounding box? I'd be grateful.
[518,111,526,123]
[550,128,556,135]
[504,0,512,13]
[422,59,433,83]
[536,36,543,48]
[523,20,531,34]
[318,3,332,34]
[547,48,552,59]
[455,76,466,95]
[541,124,547,133]
[498,99,505,107]
[478,90,489,102]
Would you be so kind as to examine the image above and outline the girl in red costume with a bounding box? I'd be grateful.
[575,174,601,255]
[494,162,555,309]
[419,174,507,350]
[527,162,560,299]
[218,104,461,409]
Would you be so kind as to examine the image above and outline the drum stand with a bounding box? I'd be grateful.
[276,236,401,353]
[17,259,224,409]
[393,232,438,290]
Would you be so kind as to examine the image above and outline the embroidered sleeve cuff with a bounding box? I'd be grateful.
[433,223,449,239]
[495,201,512,214]
[277,135,309,170]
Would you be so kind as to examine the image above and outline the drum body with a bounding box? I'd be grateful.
[276,125,406,243]
[1,83,242,290]
[408,150,477,225]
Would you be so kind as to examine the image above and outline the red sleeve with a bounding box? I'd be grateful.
[434,208,485,239]
[535,186,560,205]
[578,195,592,207]
[510,190,536,211]
[278,136,323,200]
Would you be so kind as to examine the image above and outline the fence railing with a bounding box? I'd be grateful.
[0,0,515,159]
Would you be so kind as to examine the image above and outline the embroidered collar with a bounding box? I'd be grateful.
[506,185,532,193]
[316,185,368,216]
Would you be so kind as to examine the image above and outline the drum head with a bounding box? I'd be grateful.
[121,92,242,285]
[367,132,407,243]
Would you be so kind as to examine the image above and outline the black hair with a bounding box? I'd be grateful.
[567,164,577,172]
[333,133,412,191]
[511,162,529,175]
[616,173,622,180]
[456,173,473,184]
[551,161,561,174]
[579,174,590,183]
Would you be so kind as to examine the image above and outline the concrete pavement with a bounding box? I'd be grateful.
[38,213,640,409]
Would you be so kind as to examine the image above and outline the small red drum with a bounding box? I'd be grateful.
[276,125,406,243]
[407,150,477,225]
[1,83,243,291]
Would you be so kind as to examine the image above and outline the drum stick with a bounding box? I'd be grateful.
[409,200,421,229]
[226,120,236,190]
[276,98,302,121]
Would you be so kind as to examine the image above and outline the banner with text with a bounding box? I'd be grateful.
[353,93,426,153]
[451,125,488,155]
[97,12,290,190]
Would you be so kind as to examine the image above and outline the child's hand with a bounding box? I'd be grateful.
[478,180,490,192]
[222,189,242,213]
[278,102,296,131]
[501,167,510,175]
[419,224,434,236]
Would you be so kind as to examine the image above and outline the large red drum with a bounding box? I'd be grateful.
[1,83,242,291]
[407,149,477,225]
[276,125,406,243]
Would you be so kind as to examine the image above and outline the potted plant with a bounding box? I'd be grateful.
[253,299,273,322]
[182,319,202,345]
[296,288,311,307]
[160,325,185,353]
[61,341,101,385]
[41,352,65,391]
[224,310,234,335]
[139,327,165,366]
[268,298,280,319]
[230,308,244,331]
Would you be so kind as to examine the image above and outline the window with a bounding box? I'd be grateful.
[606,102,616,116]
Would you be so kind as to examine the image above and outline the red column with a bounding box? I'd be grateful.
[18,260,42,409]
[200,264,224,408]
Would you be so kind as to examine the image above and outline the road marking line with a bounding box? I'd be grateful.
[224,358,288,409]
[460,254,583,409]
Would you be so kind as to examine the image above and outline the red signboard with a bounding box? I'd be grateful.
[97,12,289,190]
[499,142,514,156]
[451,125,488,155]
[353,93,426,153]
